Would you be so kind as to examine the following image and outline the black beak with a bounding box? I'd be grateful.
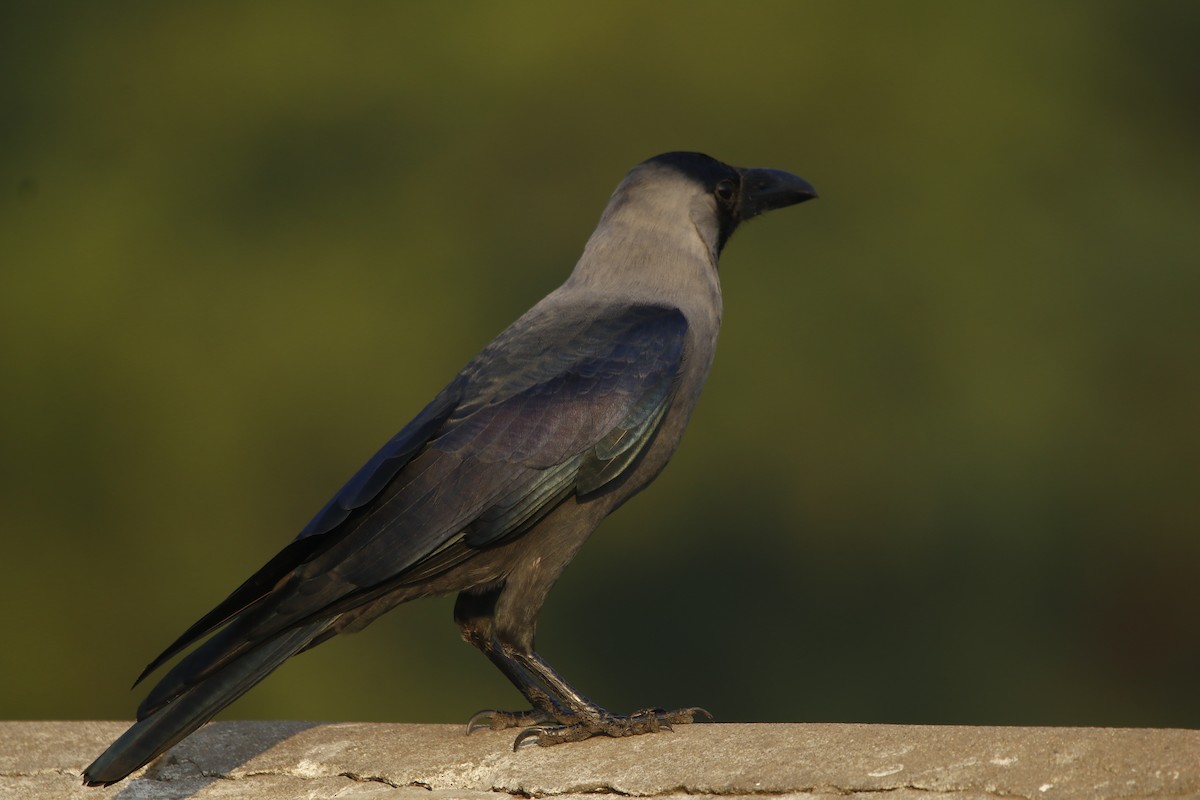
[738,167,818,220]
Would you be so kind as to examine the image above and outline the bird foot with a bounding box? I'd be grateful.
[512,706,712,749]
[466,708,555,734]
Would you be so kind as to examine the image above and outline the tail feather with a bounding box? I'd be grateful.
[82,619,332,787]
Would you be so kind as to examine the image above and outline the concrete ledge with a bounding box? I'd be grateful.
[3,721,1197,799]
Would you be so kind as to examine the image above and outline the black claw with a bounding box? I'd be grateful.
[512,726,547,750]
[465,710,495,735]
[466,708,553,735]
[660,706,712,725]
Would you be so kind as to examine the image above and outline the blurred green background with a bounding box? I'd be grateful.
[3,3,1198,731]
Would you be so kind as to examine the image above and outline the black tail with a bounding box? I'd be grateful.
[82,619,331,787]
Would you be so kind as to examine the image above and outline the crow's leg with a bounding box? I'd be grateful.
[455,588,563,733]
[455,507,710,745]
[454,587,710,745]
[506,648,711,747]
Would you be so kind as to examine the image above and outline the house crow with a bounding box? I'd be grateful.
[83,151,817,786]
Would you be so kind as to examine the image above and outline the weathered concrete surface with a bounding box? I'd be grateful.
[2,721,1197,799]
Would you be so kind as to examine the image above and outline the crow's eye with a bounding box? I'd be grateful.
[715,179,736,203]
